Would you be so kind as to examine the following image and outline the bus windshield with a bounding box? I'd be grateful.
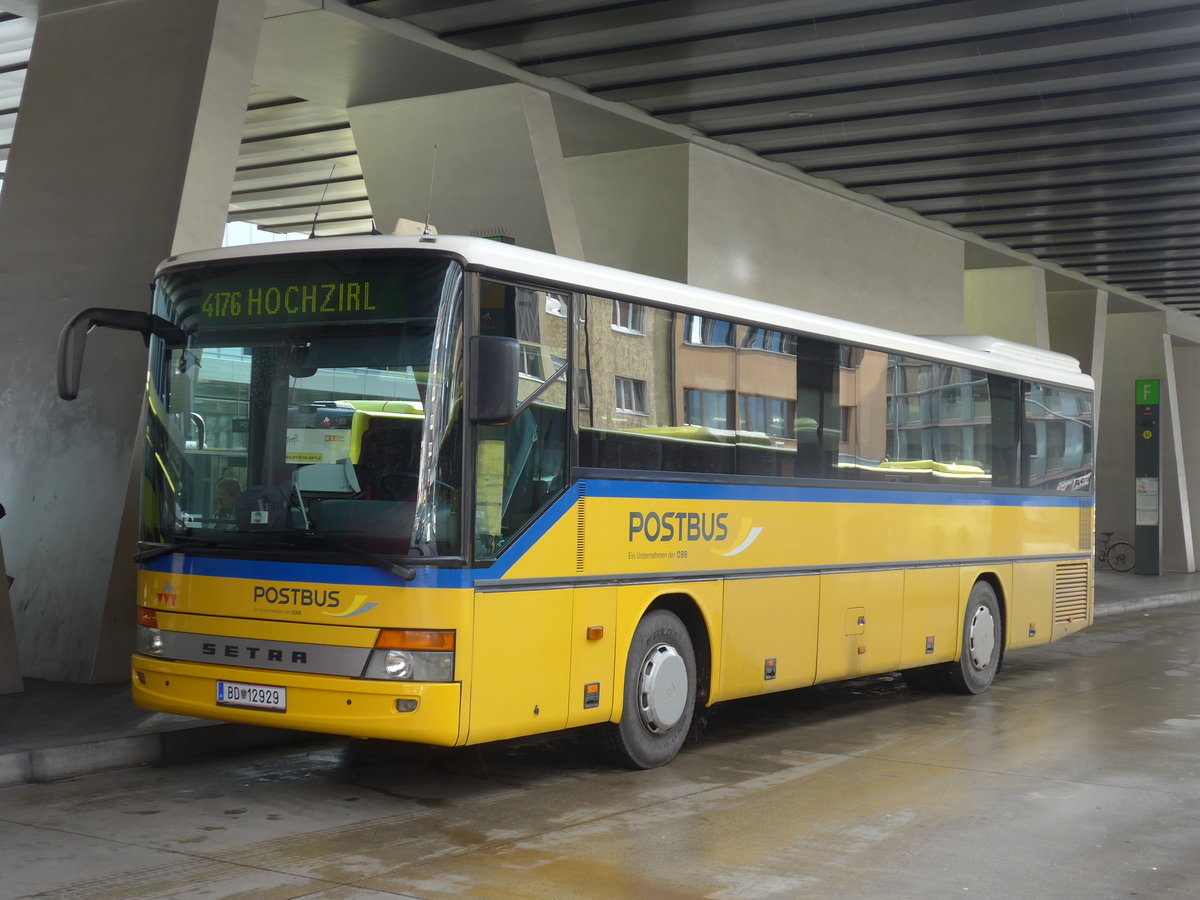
[142,253,464,560]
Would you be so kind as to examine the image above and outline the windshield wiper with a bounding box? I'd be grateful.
[268,531,416,582]
[322,539,416,582]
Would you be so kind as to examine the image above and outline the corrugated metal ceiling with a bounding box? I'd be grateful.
[4,2,1200,309]
[354,0,1200,311]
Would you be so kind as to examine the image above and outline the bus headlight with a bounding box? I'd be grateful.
[136,607,165,656]
[383,650,412,679]
[137,625,165,656]
[362,629,455,682]
[363,648,454,681]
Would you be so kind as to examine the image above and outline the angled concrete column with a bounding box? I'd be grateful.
[965,266,1049,348]
[349,84,583,258]
[0,0,264,682]
[1162,337,1195,572]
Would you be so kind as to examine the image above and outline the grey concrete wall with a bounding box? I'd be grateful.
[0,0,262,681]
[683,147,965,332]
[565,145,690,283]
[1048,289,1105,374]
[350,84,583,259]
[965,267,1049,348]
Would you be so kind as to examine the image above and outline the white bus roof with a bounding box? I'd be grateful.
[158,235,1093,390]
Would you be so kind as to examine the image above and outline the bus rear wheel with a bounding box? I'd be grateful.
[946,580,1002,695]
[601,609,697,769]
[903,580,1002,695]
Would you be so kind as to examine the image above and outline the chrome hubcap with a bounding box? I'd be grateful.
[967,604,997,670]
[637,642,687,733]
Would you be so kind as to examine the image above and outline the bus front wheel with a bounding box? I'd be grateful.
[602,609,697,769]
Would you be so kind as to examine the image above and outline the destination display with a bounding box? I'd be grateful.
[158,254,456,330]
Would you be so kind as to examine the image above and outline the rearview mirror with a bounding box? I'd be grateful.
[57,307,185,400]
[468,335,520,425]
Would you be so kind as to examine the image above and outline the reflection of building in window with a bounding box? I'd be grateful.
[580,297,671,430]
[740,394,796,438]
[615,376,648,415]
[577,368,591,409]
[683,388,733,430]
[611,300,645,334]
[544,292,568,317]
[741,328,798,355]
[683,315,736,346]
[885,359,992,470]
[1025,384,1093,490]
[519,342,542,378]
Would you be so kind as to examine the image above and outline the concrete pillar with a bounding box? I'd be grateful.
[0,0,264,682]
[349,84,584,258]
[965,266,1049,348]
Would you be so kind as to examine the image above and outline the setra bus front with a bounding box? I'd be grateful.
[58,240,524,747]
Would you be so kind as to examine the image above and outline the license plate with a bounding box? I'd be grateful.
[216,680,286,712]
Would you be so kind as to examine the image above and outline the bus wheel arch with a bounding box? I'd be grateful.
[601,594,710,769]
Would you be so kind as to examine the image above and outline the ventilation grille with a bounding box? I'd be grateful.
[1079,505,1094,552]
[1054,561,1091,624]
[575,484,587,573]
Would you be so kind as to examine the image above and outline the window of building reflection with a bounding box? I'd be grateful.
[683,315,736,347]
[683,388,733,430]
[612,300,645,334]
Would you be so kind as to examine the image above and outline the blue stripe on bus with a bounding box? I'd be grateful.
[142,479,1089,585]
[579,478,1091,508]
[142,554,478,589]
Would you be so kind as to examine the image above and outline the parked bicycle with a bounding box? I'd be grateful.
[1096,532,1135,571]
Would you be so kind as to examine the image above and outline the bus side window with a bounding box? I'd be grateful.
[989,375,1020,488]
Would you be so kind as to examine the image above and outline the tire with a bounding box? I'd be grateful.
[903,580,1003,695]
[601,609,697,769]
[1107,541,1135,572]
[946,580,1003,695]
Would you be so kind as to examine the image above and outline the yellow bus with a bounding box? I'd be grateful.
[58,235,1094,768]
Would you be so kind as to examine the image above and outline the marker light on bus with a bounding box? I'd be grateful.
[362,629,455,682]
[136,607,164,656]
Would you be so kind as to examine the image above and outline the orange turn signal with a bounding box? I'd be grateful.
[374,629,455,651]
[137,607,158,627]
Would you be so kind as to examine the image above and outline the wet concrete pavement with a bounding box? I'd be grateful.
[2,571,1200,898]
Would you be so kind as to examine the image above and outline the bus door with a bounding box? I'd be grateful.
[467,278,574,744]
